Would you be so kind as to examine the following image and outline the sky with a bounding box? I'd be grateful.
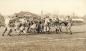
[0,0,86,16]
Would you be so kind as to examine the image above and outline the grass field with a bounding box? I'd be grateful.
[0,24,86,51]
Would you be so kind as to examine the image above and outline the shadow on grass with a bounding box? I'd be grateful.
[8,31,86,37]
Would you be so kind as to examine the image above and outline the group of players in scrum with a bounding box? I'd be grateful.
[2,16,72,36]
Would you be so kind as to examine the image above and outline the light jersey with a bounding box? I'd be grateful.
[5,18,10,27]
[4,17,13,30]
[55,18,59,22]
[44,18,50,25]
[14,22,20,29]
[30,23,37,29]
[45,18,50,22]
[19,19,27,24]
[66,18,72,23]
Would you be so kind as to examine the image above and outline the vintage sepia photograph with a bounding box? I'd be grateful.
[0,0,86,51]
